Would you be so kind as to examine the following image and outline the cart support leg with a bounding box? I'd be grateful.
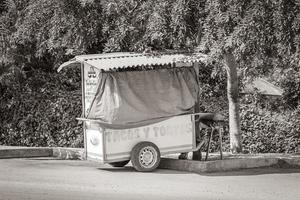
[205,128,214,161]
[219,126,223,160]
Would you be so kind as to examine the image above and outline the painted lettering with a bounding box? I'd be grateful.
[128,129,133,140]
[134,129,140,139]
[106,116,193,143]
[121,130,127,140]
[143,127,150,138]
[160,126,166,136]
[153,127,160,137]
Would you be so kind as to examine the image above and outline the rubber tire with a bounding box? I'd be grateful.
[131,142,161,172]
[109,160,130,167]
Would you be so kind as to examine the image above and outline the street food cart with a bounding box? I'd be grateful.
[58,52,210,172]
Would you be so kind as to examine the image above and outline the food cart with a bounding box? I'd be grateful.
[58,52,209,172]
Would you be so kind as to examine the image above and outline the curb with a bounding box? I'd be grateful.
[276,157,300,168]
[52,147,85,160]
[0,147,53,159]
[0,146,83,160]
[1,147,299,173]
[159,157,280,173]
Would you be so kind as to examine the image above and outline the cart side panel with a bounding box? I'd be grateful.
[83,63,101,160]
[83,63,100,116]
[104,114,194,162]
[86,122,104,162]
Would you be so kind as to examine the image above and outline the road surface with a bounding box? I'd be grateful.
[0,158,299,200]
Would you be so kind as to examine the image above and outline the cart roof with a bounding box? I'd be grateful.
[58,51,207,72]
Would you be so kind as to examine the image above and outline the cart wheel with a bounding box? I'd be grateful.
[109,160,130,167]
[131,142,161,172]
[192,149,202,161]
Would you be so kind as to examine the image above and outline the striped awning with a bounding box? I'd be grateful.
[58,52,207,72]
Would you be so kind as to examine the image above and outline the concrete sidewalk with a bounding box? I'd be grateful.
[1,145,299,173]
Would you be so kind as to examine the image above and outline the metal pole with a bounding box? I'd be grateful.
[192,62,202,161]
[205,128,214,161]
[81,62,87,160]
[219,125,223,160]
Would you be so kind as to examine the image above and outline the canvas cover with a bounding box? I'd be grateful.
[87,67,198,128]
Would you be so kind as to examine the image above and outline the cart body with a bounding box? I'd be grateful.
[84,114,196,164]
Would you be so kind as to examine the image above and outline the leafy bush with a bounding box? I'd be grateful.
[0,68,83,147]
[240,103,300,153]
[204,104,300,154]
[200,91,299,154]
[280,69,300,109]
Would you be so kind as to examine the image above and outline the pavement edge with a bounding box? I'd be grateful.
[1,147,299,173]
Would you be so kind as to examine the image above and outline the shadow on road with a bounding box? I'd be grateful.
[98,166,191,174]
[27,157,63,161]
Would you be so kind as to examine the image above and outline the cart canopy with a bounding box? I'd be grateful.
[87,67,198,127]
[59,52,206,128]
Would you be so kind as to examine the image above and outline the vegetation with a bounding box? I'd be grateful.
[0,68,83,147]
[0,0,299,153]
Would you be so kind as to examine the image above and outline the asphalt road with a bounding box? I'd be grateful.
[0,158,299,200]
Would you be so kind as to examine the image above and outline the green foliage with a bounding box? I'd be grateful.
[280,68,300,109]
[103,0,205,52]
[240,103,300,153]
[204,98,300,154]
[0,68,83,147]
[2,0,104,69]
[197,62,228,113]
[200,0,300,77]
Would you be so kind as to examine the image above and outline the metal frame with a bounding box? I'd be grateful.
[102,127,107,161]
[81,62,88,160]
[191,114,196,150]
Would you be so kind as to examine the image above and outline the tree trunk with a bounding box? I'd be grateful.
[224,52,242,153]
